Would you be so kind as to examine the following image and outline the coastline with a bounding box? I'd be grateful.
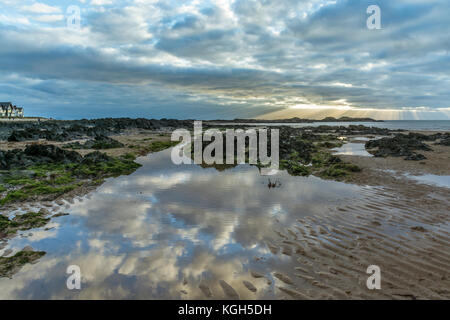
[0,119,449,299]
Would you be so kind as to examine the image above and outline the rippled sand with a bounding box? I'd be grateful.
[264,184,450,299]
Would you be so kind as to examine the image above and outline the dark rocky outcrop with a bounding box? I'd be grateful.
[0,144,119,170]
[365,133,433,160]
[0,145,82,170]
[404,153,427,161]
[1,118,194,142]
[7,128,71,142]
[278,128,316,163]
[435,135,450,146]
[64,135,124,150]
[310,125,393,136]
[365,132,450,161]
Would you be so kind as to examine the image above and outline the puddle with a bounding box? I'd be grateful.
[349,136,384,142]
[331,143,373,157]
[405,174,450,189]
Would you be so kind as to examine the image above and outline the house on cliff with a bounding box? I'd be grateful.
[0,102,24,117]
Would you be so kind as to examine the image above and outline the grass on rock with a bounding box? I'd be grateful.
[0,250,46,278]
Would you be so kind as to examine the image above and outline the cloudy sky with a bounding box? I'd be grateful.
[0,0,449,120]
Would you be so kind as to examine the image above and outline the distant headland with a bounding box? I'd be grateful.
[209,116,382,123]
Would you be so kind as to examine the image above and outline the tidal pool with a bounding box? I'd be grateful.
[404,174,450,189]
[332,142,373,157]
[0,147,370,299]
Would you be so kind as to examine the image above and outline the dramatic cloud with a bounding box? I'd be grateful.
[20,3,61,14]
[0,0,449,119]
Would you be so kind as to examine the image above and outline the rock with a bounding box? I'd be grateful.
[0,145,82,170]
[8,128,69,142]
[81,151,112,164]
[2,118,193,143]
[366,133,433,159]
[404,153,426,161]
[64,135,124,150]
[25,144,82,162]
[436,137,450,146]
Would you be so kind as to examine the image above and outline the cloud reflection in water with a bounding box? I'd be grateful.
[0,148,366,299]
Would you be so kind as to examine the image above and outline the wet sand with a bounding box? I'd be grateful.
[265,184,449,299]
[265,134,450,300]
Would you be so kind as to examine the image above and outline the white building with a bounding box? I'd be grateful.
[0,102,24,117]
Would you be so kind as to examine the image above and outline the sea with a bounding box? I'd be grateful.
[214,120,450,132]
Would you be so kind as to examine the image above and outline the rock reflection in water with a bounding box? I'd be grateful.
[0,148,366,299]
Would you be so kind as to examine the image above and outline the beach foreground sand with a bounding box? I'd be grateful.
[1,126,449,299]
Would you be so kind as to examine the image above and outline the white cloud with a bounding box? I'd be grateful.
[20,2,61,14]
[32,14,64,22]
[0,0,449,119]
[0,13,30,25]
[91,0,114,5]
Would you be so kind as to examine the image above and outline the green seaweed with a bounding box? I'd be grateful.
[311,152,340,167]
[71,158,141,178]
[318,163,361,179]
[147,140,179,152]
[280,160,311,176]
[0,250,46,278]
[317,141,343,148]
[3,176,35,186]
[122,152,136,160]
[0,151,147,205]
[0,190,28,205]
[0,210,50,236]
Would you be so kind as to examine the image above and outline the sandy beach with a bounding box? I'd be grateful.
[0,121,449,299]
[265,141,450,299]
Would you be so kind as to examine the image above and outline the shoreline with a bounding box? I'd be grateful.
[0,120,449,299]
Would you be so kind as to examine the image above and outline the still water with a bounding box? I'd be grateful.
[405,174,450,189]
[332,143,373,157]
[0,147,370,299]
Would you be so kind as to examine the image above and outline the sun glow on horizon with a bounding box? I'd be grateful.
[290,104,354,110]
[258,105,450,120]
